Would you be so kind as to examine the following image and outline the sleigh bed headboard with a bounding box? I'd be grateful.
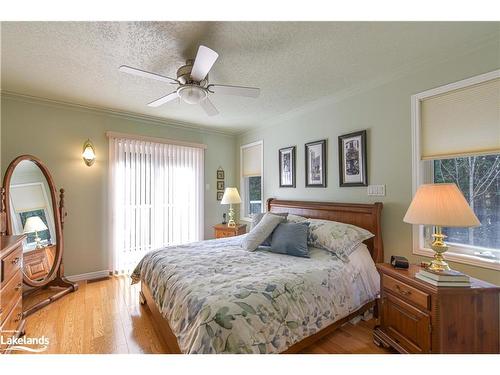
[267,198,384,263]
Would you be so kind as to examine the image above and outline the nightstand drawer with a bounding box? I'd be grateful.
[380,293,431,353]
[383,274,430,310]
[216,230,235,238]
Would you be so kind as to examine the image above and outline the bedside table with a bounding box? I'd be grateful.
[213,223,247,239]
[373,263,499,353]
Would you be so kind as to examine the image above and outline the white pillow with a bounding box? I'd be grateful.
[307,219,374,262]
[241,213,285,251]
[286,214,308,223]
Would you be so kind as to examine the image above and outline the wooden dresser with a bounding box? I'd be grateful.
[374,263,500,354]
[0,235,26,353]
[213,223,247,239]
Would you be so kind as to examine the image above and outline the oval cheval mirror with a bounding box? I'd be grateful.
[2,155,78,317]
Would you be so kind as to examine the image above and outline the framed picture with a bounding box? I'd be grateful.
[217,191,224,201]
[216,169,225,180]
[305,139,327,187]
[279,146,296,187]
[217,181,225,190]
[338,130,367,187]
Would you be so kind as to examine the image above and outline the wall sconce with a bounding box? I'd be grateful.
[82,139,96,167]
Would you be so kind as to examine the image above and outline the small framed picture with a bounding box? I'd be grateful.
[217,169,225,180]
[338,130,367,187]
[217,181,225,190]
[279,146,296,188]
[305,139,327,187]
[217,191,224,201]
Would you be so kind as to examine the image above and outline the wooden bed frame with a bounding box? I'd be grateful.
[139,198,383,354]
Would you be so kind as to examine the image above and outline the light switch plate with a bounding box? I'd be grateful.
[367,184,386,196]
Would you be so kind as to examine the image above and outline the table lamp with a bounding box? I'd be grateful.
[23,216,48,248]
[221,187,242,228]
[403,183,480,271]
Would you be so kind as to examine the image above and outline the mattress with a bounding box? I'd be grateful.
[131,235,380,353]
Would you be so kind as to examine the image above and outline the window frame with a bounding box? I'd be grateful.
[410,69,500,271]
[240,140,264,221]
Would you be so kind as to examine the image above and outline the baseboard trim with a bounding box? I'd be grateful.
[66,270,110,282]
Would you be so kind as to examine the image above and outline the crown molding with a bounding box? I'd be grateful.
[0,91,236,137]
[237,31,500,137]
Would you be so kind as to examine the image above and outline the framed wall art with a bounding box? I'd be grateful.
[279,146,296,188]
[305,139,327,187]
[338,130,367,187]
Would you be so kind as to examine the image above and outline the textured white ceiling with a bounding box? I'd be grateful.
[1,22,498,133]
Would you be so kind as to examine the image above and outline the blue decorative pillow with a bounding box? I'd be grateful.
[268,222,310,258]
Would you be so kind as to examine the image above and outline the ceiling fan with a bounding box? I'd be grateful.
[119,45,260,116]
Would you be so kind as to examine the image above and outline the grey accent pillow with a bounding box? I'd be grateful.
[251,212,288,246]
[268,222,310,258]
[242,213,285,251]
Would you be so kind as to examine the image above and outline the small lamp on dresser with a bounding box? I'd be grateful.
[403,183,480,271]
[220,187,242,228]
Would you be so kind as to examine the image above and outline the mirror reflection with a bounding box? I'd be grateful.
[9,160,56,281]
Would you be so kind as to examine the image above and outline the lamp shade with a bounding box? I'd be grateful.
[403,183,480,227]
[23,216,48,233]
[221,187,242,205]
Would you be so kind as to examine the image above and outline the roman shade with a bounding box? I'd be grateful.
[242,143,262,177]
[420,77,500,160]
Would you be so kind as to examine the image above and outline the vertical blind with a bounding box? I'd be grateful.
[109,135,204,273]
[420,77,500,159]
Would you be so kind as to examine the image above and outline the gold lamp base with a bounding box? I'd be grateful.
[428,225,451,272]
[227,204,236,228]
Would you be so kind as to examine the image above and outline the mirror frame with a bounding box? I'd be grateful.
[3,154,63,288]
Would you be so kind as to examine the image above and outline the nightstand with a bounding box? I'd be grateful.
[213,223,247,239]
[373,263,499,353]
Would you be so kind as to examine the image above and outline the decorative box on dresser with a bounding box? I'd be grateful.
[213,223,247,239]
[373,263,500,354]
[0,235,26,353]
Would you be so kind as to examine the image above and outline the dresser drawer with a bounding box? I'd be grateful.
[0,270,23,325]
[383,274,430,310]
[0,297,23,352]
[1,245,22,287]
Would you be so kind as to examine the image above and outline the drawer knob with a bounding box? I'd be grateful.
[15,282,22,291]
[14,312,22,322]
[11,257,20,265]
[395,284,411,296]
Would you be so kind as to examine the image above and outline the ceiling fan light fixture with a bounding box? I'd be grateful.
[177,85,207,105]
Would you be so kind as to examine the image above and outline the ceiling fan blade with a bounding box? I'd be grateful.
[119,65,178,84]
[208,84,260,98]
[190,46,219,82]
[147,91,179,107]
[199,97,219,116]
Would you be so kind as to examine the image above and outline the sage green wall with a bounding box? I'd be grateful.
[238,43,500,285]
[1,96,236,276]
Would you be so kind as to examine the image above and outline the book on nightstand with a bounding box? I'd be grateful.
[416,269,471,287]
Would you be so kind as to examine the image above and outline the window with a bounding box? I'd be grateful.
[411,70,500,270]
[423,155,500,262]
[240,141,263,220]
[108,133,205,273]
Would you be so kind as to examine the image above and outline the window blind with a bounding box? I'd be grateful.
[108,136,204,273]
[420,77,500,160]
[242,143,262,177]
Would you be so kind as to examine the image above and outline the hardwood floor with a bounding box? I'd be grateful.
[19,276,392,354]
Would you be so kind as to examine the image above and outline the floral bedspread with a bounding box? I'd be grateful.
[131,236,379,354]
